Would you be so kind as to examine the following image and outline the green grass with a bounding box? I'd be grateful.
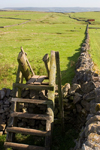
[0,10,86,150]
[70,11,100,74]
[0,11,86,89]
[0,10,100,150]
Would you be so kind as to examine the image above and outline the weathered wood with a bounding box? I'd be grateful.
[47,51,56,116]
[4,142,46,150]
[41,82,49,85]
[20,47,35,76]
[17,48,31,81]
[46,51,56,149]
[13,65,23,98]
[7,127,50,136]
[34,76,48,85]
[26,75,39,84]
[11,98,53,105]
[10,112,51,120]
[13,83,54,91]
[55,51,64,133]
[43,54,50,77]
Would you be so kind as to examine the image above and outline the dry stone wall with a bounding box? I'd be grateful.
[0,88,12,135]
[72,25,100,150]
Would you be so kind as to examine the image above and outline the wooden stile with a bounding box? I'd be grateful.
[55,51,64,133]
[5,49,57,150]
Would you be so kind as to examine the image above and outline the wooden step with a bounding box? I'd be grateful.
[7,127,50,136]
[11,98,52,105]
[13,83,54,91]
[4,142,46,150]
[27,75,48,85]
[10,112,50,120]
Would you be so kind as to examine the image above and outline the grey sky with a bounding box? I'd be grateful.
[0,0,100,8]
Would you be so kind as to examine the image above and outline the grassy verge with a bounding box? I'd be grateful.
[0,11,86,89]
[70,11,100,74]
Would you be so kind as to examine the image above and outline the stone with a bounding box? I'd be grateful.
[81,100,90,111]
[95,88,100,103]
[76,104,82,113]
[6,89,11,97]
[81,109,87,116]
[28,120,35,126]
[85,140,100,149]
[81,144,93,150]
[95,103,100,112]
[18,122,26,127]
[30,89,39,99]
[69,83,81,95]
[86,115,100,126]
[81,81,96,94]
[83,90,95,102]
[22,89,30,98]
[62,83,70,92]
[62,83,70,98]
[0,90,6,100]
[0,109,4,113]
[88,133,100,145]
[73,93,82,104]
[85,122,100,137]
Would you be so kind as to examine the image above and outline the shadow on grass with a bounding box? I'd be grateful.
[61,34,86,85]
[51,123,78,150]
[61,48,81,85]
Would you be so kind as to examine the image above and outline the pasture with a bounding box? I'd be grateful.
[70,11,100,73]
[0,11,86,89]
[1,10,100,150]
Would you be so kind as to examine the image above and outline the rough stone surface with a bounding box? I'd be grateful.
[73,25,100,150]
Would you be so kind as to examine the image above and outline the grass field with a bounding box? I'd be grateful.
[70,11,100,74]
[1,10,100,150]
[0,11,86,89]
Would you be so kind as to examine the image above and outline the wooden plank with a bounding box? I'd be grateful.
[7,127,50,136]
[10,112,51,120]
[4,142,46,150]
[13,83,54,91]
[11,98,53,105]
[55,51,64,133]
[41,82,49,85]
[34,76,48,85]
[26,75,39,84]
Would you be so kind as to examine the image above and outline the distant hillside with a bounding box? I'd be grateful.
[2,7,100,12]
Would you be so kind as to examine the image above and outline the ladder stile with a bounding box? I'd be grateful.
[4,50,56,150]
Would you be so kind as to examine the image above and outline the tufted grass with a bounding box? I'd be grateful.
[70,11,100,74]
[0,11,86,89]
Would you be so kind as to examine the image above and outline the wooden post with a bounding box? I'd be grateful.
[45,51,56,149]
[43,54,50,77]
[55,51,64,133]
[17,47,32,81]
[20,47,35,76]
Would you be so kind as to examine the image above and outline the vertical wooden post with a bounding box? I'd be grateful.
[45,51,56,149]
[55,51,64,133]
[17,48,31,81]
[43,54,50,77]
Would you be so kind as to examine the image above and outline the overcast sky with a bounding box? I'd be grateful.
[0,0,100,8]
